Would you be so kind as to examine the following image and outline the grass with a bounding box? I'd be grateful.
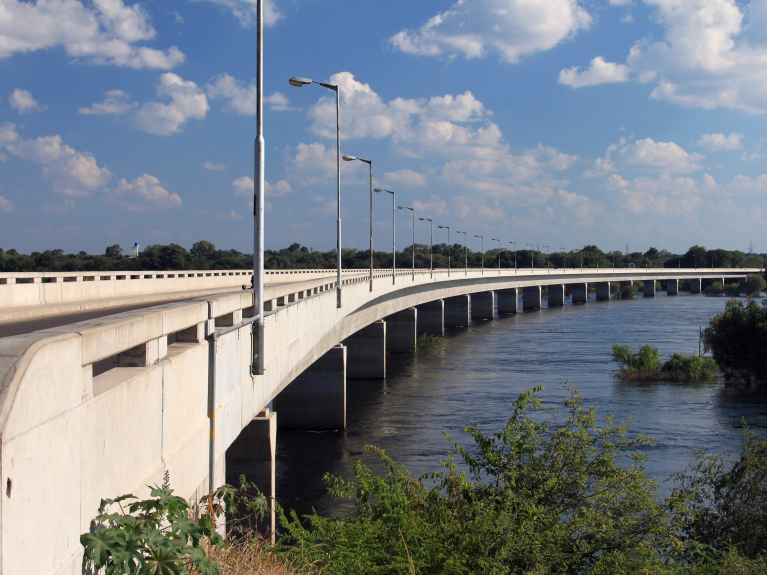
[196,535,313,575]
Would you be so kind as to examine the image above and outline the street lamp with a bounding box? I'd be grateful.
[290,76,342,308]
[510,241,517,272]
[543,245,550,272]
[527,243,534,270]
[438,225,450,278]
[457,231,468,275]
[475,235,484,275]
[492,239,501,273]
[399,206,415,280]
[374,188,395,284]
[343,155,373,290]
[559,247,566,271]
[419,217,433,279]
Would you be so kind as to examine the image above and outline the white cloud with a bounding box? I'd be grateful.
[266,180,291,197]
[220,209,243,221]
[411,194,447,216]
[130,73,209,135]
[555,189,605,226]
[697,132,743,151]
[0,123,19,146]
[740,151,763,161]
[606,172,714,214]
[233,176,253,196]
[203,161,226,171]
[78,90,136,115]
[106,174,182,211]
[191,0,281,27]
[206,74,294,113]
[383,169,427,187]
[232,176,291,197]
[558,56,629,87]
[390,0,592,64]
[9,89,46,113]
[264,92,293,111]
[285,142,340,186]
[0,195,14,212]
[0,0,184,68]
[589,137,704,175]
[42,199,75,212]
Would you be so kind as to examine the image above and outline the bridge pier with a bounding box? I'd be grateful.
[690,279,702,294]
[444,295,470,327]
[595,282,610,301]
[273,345,346,430]
[571,283,588,304]
[344,320,386,379]
[471,291,495,320]
[497,288,518,313]
[667,279,678,295]
[644,280,656,297]
[417,301,444,336]
[548,284,565,307]
[385,308,417,353]
[225,409,276,542]
[523,286,541,310]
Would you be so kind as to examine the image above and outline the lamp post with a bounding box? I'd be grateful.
[475,235,484,274]
[289,76,342,307]
[527,243,534,270]
[543,245,550,272]
[252,0,266,377]
[510,241,517,272]
[438,225,450,278]
[374,188,395,284]
[399,205,415,280]
[559,247,566,271]
[342,155,373,290]
[457,231,467,275]
[419,217,433,279]
[492,239,501,273]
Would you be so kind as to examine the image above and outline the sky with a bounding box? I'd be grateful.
[0,0,766,256]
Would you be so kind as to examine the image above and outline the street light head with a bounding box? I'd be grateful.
[342,155,357,162]
[398,206,404,209]
[289,77,312,87]
[418,217,425,220]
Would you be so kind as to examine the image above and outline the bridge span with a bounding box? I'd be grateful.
[0,266,758,574]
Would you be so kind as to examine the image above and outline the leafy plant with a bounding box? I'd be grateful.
[704,282,725,296]
[612,345,717,380]
[661,353,718,380]
[742,274,766,297]
[415,334,444,356]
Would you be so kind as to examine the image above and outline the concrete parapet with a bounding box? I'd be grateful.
[471,291,495,320]
[385,308,417,353]
[644,280,656,297]
[344,320,386,379]
[548,284,565,307]
[667,279,679,295]
[444,295,470,327]
[273,345,346,430]
[416,300,445,336]
[523,286,541,310]
[497,289,518,314]
[571,283,588,304]
[690,279,702,294]
[595,282,610,301]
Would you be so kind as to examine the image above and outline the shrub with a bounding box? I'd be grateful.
[416,334,444,356]
[661,353,718,380]
[724,282,743,297]
[612,344,662,378]
[704,282,725,296]
[617,285,639,299]
[743,274,766,297]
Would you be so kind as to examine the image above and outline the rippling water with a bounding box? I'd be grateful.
[275,292,767,517]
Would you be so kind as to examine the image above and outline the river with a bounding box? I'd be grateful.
[275,291,767,518]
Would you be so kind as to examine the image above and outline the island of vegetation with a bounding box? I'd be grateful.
[611,344,719,381]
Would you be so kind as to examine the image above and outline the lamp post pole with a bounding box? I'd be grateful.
[510,241,517,272]
[457,231,467,275]
[559,247,566,271]
[252,0,265,378]
[438,225,450,278]
[399,206,415,280]
[543,245,550,272]
[289,76,341,307]
[419,218,433,279]
[343,155,373,290]
[527,243,534,270]
[492,239,501,273]
[475,235,484,275]
[374,188,396,284]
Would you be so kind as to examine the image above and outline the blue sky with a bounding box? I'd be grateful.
[1,0,766,256]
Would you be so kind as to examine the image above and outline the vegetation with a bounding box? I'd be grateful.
[742,273,766,296]
[612,344,718,380]
[702,298,767,385]
[617,284,639,299]
[415,334,445,356]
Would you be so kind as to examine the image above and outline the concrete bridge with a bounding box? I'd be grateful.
[0,266,758,574]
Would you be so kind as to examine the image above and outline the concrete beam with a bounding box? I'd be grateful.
[667,279,679,295]
[523,286,541,310]
[385,308,417,353]
[595,282,610,301]
[690,279,702,294]
[444,295,470,327]
[344,320,386,379]
[471,291,495,320]
[548,284,565,307]
[644,280,656,297]
[497,289,518,314]
[416,300,444,336]
[273,345,346,430]
[571,283,588,304]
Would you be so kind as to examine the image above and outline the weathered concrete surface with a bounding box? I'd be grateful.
[344,320,386,379]
[667,279,679,295]
[571,283,588,304]
[523,286,541,310]
[644,280,657,297]
[595,282,610,301]
[690,279,702,294]
[471,291,495,320]
[444,295,470,327]
[497,289,518,314]
[385,308,417,353]
[548,284,565,307]
[273,345,346,430]
[416,300,444,336]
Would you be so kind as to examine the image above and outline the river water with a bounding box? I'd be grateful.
[275,292,767,518]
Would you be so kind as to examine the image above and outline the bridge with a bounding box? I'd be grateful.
[0,266,758,574]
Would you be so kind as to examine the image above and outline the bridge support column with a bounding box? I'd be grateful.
[523,286,541,310]
[417,301,444,336]
[344,320,386,379]
[471,291,495,320]
[571,283,588,304]
[667,279,678,295]
[690,279,702,294]
[595,282,610,301]
[644,280,656,297]
[273,344,346,430]
[385,308,417,353]
[497,289,518,314]
[548,284,565,307]
[444,295,470,327]
[225,409,276,542]
[620,280,633,290]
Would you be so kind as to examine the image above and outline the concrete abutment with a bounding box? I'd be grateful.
[385,308,417,353]
[497,288,518,314]
[344,320,386,379]
[416,301,444,336]
[523,286,541,310]
[471,291,495,320]
[444,295,470,327]
[548,284,565,307]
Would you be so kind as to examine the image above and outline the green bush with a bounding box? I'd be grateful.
[704,282,725,296]
[416,334,445,356]
[612,345,717,380]
[724,282,743,297]
[617,285,638,299]
[661,353,718,380]
[743,274,766,297]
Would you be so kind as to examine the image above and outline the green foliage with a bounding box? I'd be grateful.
[612,345,717,380]
[743,274,766,297]
[704,282,725,296]
[415,334,444,356]
[81,473,267,575]
[617,285,638,299]
[661,353,718,380]
[723,283,743,297]
[702,298,767,385]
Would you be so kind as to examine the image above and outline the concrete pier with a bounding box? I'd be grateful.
[225,409,276,541]
[385,307,417,353]
[619,280,633,290]
[273,345,346,430]
[644,280,656,297]
[690,279,702,294]
[471,291,495,320]
[497,288,518,314]
[523,286,541,310]
[417,300,444,336]
[595,282,610,301]
[667,279,678,295]
[548,284,565,307]
[344,320,386,379]
[444,295,470,327]
[571,283,588,304]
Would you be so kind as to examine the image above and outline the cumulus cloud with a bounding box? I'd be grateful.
[220,209,243,221]
[411,194,447,215]
[9,89,46,113]
[191,0,281,27]
[0,0,184,68]
[232,176,291,197]
[0,195,14,211]
[78,90,136,115]
[606,172,714,215]
[390,0,592,63]
[697,132,743,151]
[588,137,704,176]
[203,161,226,171]
[233,176,253,196]
[383,169,427,187]
[555,189,605,226]
[106,174,182,211]
[558,56,629,87]
[206,74,294,113]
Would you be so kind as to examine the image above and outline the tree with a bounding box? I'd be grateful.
[105,244,123,258]
[743,274,766,296]
[191,240,216,259]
